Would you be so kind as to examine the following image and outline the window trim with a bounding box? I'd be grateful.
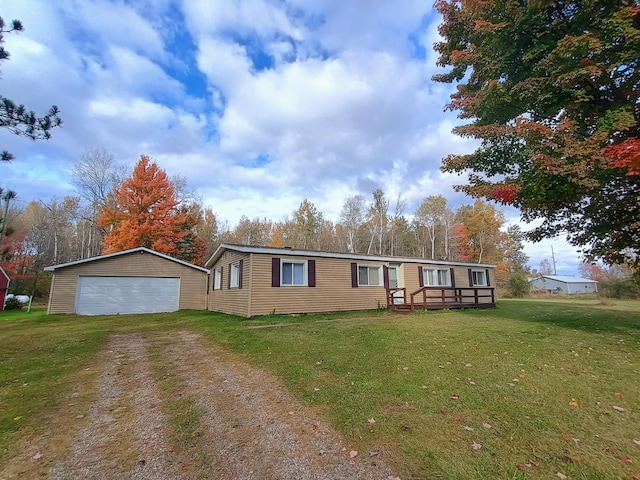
[423,267,451,287]
[229,262,241,289]
[281,260,308,286]
[357,264,382,287]
[213,267,222,290]
[471,269,487,287]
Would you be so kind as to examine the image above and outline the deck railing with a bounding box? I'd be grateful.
[386,286,495,311]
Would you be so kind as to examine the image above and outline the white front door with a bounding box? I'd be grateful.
[388,264,404,304]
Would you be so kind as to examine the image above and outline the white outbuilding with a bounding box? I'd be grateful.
[529,275,598,294]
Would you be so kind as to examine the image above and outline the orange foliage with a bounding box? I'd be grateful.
[0,234,35,281]
[602,138,640,175]
[450,223,472,261]
[99,155,190,256]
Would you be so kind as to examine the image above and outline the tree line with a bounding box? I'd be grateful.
[1,150,530,297]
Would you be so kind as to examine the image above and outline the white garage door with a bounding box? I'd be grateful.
[75,276,180,315]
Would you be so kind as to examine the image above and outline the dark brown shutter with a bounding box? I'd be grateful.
[468,268,473,286]
[485,269,491,287]
[272,258,280,287]
[383,265,389,289]
[418,266,424,287]
[238,259,243,289]
[308,259,316,287]
[351,262,358,288]
[450,267,456,288]
[228,263,232,289]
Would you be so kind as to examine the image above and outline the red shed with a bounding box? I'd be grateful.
[0,266,9,311]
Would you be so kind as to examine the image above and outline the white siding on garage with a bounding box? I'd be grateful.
[75,276,180,315]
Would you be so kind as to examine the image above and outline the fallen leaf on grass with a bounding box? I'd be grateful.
[482,423,492,429]
[453,415,461,421]
[562,434,579,443]
[569,399,579,407]
[572,455,583,462]
[633,439,640,446]
[451,394,460,400]
[471,442,482,450]
[620,454,631,463]
[612,405,625,412]
[312,424,319,431]
[530,460,540,467]
[368,418,376,424]
[464,426,474,431]
[32,452,42,460]
[555,473,567,480]
[369,451,379,457]
[615,392,623,398]
[516,464,525,471]
[349,450,358,458]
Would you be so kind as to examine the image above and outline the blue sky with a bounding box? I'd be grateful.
[1,0,581,273]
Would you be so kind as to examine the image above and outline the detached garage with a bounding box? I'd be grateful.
[45,247,209,315]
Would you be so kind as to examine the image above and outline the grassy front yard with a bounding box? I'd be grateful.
[1,299,639,479]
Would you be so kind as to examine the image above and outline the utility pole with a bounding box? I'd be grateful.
[551,244,557,275]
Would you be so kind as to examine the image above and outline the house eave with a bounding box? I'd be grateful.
[44,247,210,273]
[204,243,497,269]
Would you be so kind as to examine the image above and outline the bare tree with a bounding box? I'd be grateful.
[338,195,366,253]
[70,147,127,257]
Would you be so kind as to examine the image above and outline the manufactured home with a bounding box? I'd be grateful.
[205,244,496,317]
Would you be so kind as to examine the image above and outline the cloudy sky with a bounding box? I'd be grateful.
[1,0,581,273]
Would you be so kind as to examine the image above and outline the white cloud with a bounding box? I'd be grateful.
[0,0,583,273]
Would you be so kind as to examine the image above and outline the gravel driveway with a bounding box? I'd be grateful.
[1,331,396,479]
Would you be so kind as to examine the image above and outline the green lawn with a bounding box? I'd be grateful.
[1,299,639,479]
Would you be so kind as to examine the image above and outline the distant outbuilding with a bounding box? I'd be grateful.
[529,275,598,295]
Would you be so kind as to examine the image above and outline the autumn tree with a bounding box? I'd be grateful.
[0,17,62,162]
[99,155,196,260]
[434,0,640,274]
[455,200,505,264]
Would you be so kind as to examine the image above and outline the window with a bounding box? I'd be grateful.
[282,261,306,286]
[230,262,241,288]
[423,268,450,286]
[358,265,382,286]
[471,270,487,286]
[213,268,222,290]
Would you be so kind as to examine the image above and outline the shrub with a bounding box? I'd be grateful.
[599,278,640,299]
[507,272,531,298]
[3,296,23,310]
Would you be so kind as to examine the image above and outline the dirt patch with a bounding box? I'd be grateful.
[1,331,396,479]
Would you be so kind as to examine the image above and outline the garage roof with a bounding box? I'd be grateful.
[44,247,209,273]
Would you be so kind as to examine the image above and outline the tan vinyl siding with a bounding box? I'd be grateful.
[47,251,207,314]
[210,254,388,317]
[208,250,251,317]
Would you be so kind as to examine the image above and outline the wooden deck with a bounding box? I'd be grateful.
[386,286,496,312]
